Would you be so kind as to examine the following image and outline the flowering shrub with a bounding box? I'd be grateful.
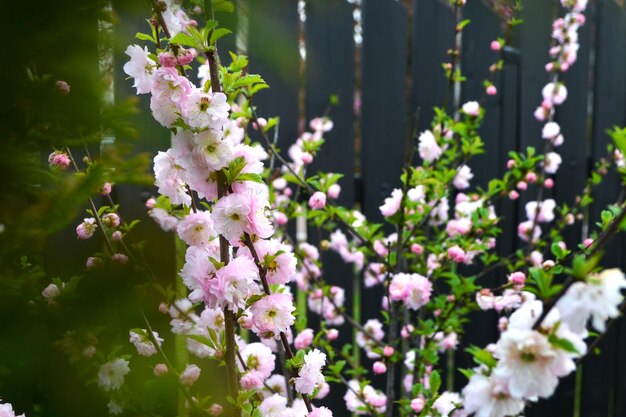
[4,0,626,416]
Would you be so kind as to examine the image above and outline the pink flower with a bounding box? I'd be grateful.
[486,85,498,95]
[447,245,466,263]
[294,349,326,395]
[327,329,339,340]
[410,398,425,412]
[56,80,71,95]
[102,213,120,228]
[48,151,71,169]
[240,371,264,390]
[411,243,423,255]
[518,220,541,242]
[153,363,168,376]
[525,199,556,223]
[111,253,129,265]
[544,152,562,174]
[389,273,432,310]
[308,191,327,209]
[295,328,315,349]
[373,361,387,374]
[490,40,502,51]
[379,188,403,217]
[182,89,230,130]
[100,182,113,196]
[453,164,473,189]
[180,364,201,386]
[509,271,526,286]
[208,256,259,311]
[250,293,295,338]
[239,342,276,378]
[542,82,568,106]
[158,52,177,67]
[542,121,561,140]
[308,407,333,417]
[191,129,234,171]
[123,45,156,94]
[238,239,296,285]
[327,183,341,199]
[544,178,555,188]
[209,404,223,416]
[177,211,216,246]
[76,218,97,239]
[509,190,519,200]
[153,149,191,206]
[462,101,481,116]
[211,193,252,245]
[418,130,443,163]
[383,346,394,357]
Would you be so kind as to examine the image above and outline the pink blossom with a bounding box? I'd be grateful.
[177,211,215,246]
[411,243,423,255]
[102,213,120,228]
[327,329,339,340]
[100,182,113,196]
[410,398,425,412]
[123,45,156,94]
[418,130,443,163]
[154,363,168,376]
[158,52,177,67]
[486,85,497,95]
[490,40,502,51]
[447,245,466,263]
[544,152,562,174]
[182,90,230,130]
[294,349,326,395]
[508,190,519,200]
[111,253,129,265]
[509,271,526,286]
[308,407,333,417]
[239,342,276,378]
[76,218,97,239]
[383,346,394,357]
[308,191,327,209]
[525,199,556,223]
[518,220,541,242]
[542,121,561,140]
[180,364,201,386]
[191,129,233,171]
[542,82,568,106]
[516,181,527,191]
[211,193,252,245]
[238,239,296,285]
[453,164,474,189]
[389,273,432,310]
[373,361,387,374]
[295,328,315,349]
[209,404,223,416]
[208,256,259,311]
[153,149,191,206]
[525,172,538,183]
[48,151,71,169]
[327,183,341,199]
[462,101,481,116]
[251,293,295,338]
[86,256,103,270]
[379,188,403,217]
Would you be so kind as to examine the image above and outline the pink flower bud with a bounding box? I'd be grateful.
[76,218,97,239]
[411,398,425,412]
[177,50,194,66]
[209,404,224,417]
[433,309,442,317]
[486,85,497,96]
[327,183,341,199]
[517,181,527,191]
[100,182,113,196]
[498,317,509,332]
[56,80,71,95]
[301,152,314,164]
[401,324,414,339]
[326,328,339,341]
[154,363,168,376]
[145,197,156,209]
[86,256,103,270]
[490,40,502,51]
[284,188,293,197]
[507,159,516,169]
[542,260,556,269]
[158,52,177,68]
[294,329,314,350]
[544,178,554,189]
[583,238,594,248]
[308,191,327,210]
[411,243,423,255]
[447,245,466,263]
[545,62,555,72]
[373,361,387,374]
[252,118,267,130]
[102,213,120,228]
[565,213,575,225]
[525,172,538,183]
[159,303,168,314]
[508,190,519,200]
[111,253,129,265]
[48,151,71,169]
[447,294,455,302]
[111,231,123,241]
[383,346,394,357]
[508,271,526,286]
[273,211,288,225]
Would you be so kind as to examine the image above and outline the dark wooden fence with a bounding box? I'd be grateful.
[113,0,626,415]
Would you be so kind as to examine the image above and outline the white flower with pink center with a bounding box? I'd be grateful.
[239,342,276,378]
[379,188,403,217]
[453,164,474,189]
[525,199,556,223]
[153,149,191,206]
[462,373,524,417]
[211,193,252,245]
[208,256,260,311]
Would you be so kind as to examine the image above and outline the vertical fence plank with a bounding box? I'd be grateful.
[583,2,626,417]
[412,0,455,133]
[248,0,299,151]
[304,1,356,412]
[361,0,408,221]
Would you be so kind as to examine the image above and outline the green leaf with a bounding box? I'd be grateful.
[236,173,264,184]
[466,345,497,368]
[429,370,442,394]
[212,0,235,12]
[169,32,201,49]
[210,28,232,45]
[548,334,580,354]
[135,32,155,42]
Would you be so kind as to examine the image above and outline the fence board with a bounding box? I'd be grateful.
[412,0,455,133]
[248,0,299,151]
[361,0,408,221]
[583,1,626,416]
[304,1,356,412]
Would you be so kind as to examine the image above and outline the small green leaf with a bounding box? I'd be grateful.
[429,370,441,394]
[210,28,232,45]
